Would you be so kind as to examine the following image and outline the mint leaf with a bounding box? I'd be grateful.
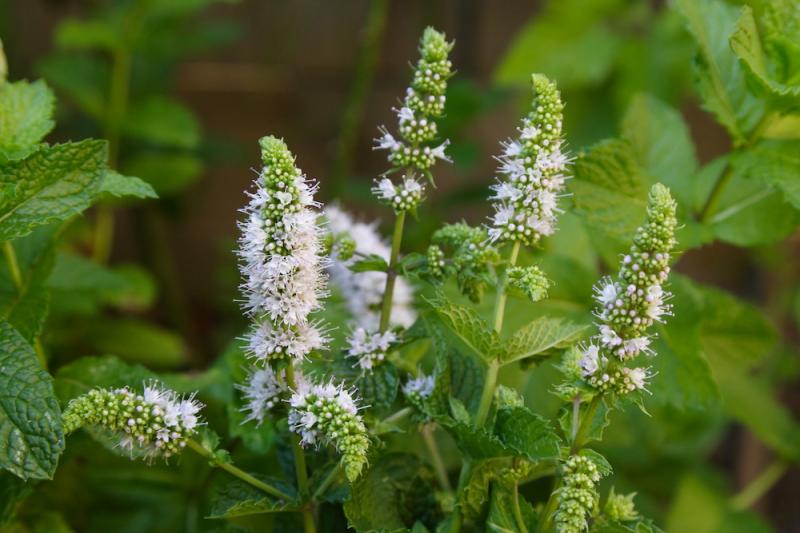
[356,363,399,412]
[96,170,158,200]
[208,478,298,518]
[458,458,506,523]
[498,317,588,365]
[494,406,560,461]
[37,54,108,119]
[426,296,498,361]
[676,0,765,143]
[0,321,64,480]
[349,253,388,273]
[0,140,108,241]
[121,152,202,196]
[80,318,189,369]
[122,97,200,149]
[0,80,55,163]
[486,483,537,532]
[731,139,800,211]
[53,355,156,402]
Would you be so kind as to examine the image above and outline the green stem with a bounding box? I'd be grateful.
[312,463,342,501]
[730,459,788,511]
[378,210,406,332]
[538,478,563,533]
[492,241,520,333]
[284,365,316,533]
[186,439,294,501]
[512,477,529,533]
[3,241,46,367]
[571,395,602,454]
[422,423,452,493]
[373,406,413,435]
[330,0,388,196]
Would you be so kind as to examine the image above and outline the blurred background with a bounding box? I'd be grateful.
[1,0,798,531]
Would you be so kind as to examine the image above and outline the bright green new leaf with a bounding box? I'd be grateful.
[676,0,765,143]
[426,296,498,362]
[498,317,588,365]
[0,80,55,163]
[0,140,108,241]
[731,139,800,211]
[0,321,64,480]
[494,406,560,462]
[97,170,158,200]
[55,18,123,52]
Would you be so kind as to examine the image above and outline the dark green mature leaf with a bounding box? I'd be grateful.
[498,317,588,365]
[731,139,800,211]
[676,0,765,143]
[0,80,55,163]
[494,406,560,462]
[122,97,200,149]
[486,483,537,533]
[0,321,64,479]
[569,139,647,259]
[96,170,158,200]
[208,478,298,518]
[622,94,698,209]
[357,363,399,412]
[0,471,32,526]
[343,453,425,531]
[441,419,509,461]
[730,6,800,106]
[121,152,202,196]
[426,296,498,362]
[0,140,107,240]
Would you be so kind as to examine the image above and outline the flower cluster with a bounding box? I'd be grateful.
[579,184,677,395]
[508,265,551,303]
[372,175,424,213]
[346,327,397,371]
[237,366,287,425]
[430,223,501,302]
[555,455,604,533]
[288,378,370,481]
[374,27,452,174]
[604,488,639,522]
[237,136,328,364]
[62,383,203,460]
[325,205,416,330]
[402,373,435,403]
[488,74,570,246]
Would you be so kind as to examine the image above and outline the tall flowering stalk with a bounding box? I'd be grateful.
[578,184,677,395]
[372,27,453,334]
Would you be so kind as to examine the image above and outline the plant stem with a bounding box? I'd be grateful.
[512,476,529,533]
[730,459,788,511]
[378,210,406,332]
[312,463,342,501]
[492,241,520,333]
[422,423,452,493]
[538,478,563,533]
[3,241,47,367]
[571,395,601,454]
[186,439,294,501]
[373,406,413,435]
[330,0,388,196]
[284,364,317,533]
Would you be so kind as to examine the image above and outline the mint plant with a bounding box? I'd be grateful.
[2,1,800,531]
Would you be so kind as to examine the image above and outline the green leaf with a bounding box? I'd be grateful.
[121,152,202,196]
[349,254,388,273]
[426,296,497,362]
[498,317,588,365]
[569,139,647,259]
[80,319,189,369]
[440,418,509,461]
[457,458,506,523]
[53,355,157,402]
[0,140,108,241]
[731,139,800,211]
[356,363,399,412]
[676,0,765,142]
[730,6,800,107]
[621,94,698,210]
[37,54,108,119]
[96,170,158,200]
[55,18,122,52]
[0,321,64,480]
[486,483,538,533]
[207,478,298,518]
[122,97,200,149]
[494,406,560,462]
[0,80,55,163]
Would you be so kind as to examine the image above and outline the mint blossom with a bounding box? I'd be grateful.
[325,205,416,330]
[237,136,328,364]
[403,373,435,401]
[488,74,570,246]
[237,366,287,425]
[579,184,677,395]
[288,377,370,481]
[62,383,203,460]
[346,327,397,371]
[555,455,605,532]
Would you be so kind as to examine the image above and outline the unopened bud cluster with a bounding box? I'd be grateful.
[62,383,202,460]
[430,223,500,302]
[489,75,570,246]
[288,379,370,481]
[508,265,551,303]
[346,328,397,371]
[555,455,603,533]
[580,184,677,395]
[604,488,639,522]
